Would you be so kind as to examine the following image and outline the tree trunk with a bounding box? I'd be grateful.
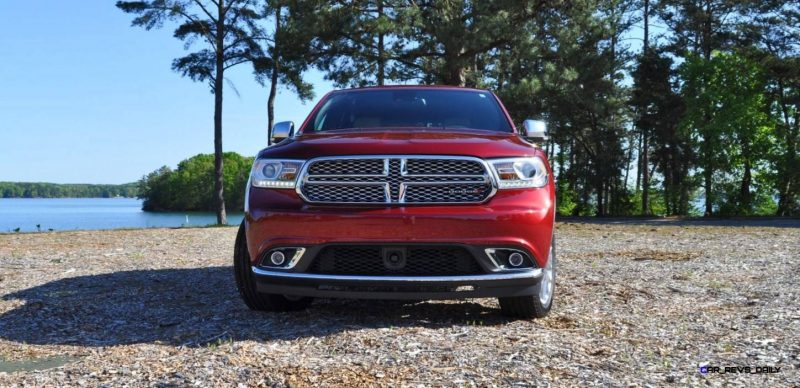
[663,172,672,216]
[740,159,752,213]
[213,0,227,225]
[556,141,565,182]
[669,145,679,215]
[679,158,690,215]
[776,79,799,215]
[580,171,589,216]
[444,65,466,86]
[267,5,282,141]
[640,0,650,215]
[635,131,642,192]
[642,127,650,215]
[702,1,712,60]
[267,74,277,140]
[376,0,385,85]
[597,180,605,217]
[624,132,634,188]
[643,0,649,54]
[442,47,467,86]
[739,137,753,213]
[704,167,713,216]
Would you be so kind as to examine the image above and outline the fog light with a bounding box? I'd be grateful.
[508,252,524,267]
[270,251,286,266]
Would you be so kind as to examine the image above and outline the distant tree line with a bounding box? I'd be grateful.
[137,152,253,212]
[118,0,800,218]
[0,182,137,199]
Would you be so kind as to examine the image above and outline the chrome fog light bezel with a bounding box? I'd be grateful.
[260,247,306,269]
[484,248,535,271]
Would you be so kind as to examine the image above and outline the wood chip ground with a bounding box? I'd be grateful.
[0,221,798,386]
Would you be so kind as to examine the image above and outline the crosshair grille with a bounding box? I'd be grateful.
[299,156,494,204]
[308,245,484,276]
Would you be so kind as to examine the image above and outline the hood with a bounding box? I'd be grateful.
[257,128,542,160]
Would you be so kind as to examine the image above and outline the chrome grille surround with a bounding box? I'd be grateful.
[297,155,497,205]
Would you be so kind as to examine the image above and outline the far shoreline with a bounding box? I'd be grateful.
[3,217,798,236]
[0,223,239,235]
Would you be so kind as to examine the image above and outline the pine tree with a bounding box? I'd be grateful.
[310,1,413,87]
[740,0,800,215]
[656,0,751,215]
[117,0,263,224]
[680,52,774,215]
[250,1,315,136]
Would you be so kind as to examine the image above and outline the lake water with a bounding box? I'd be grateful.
[0,198,244,232]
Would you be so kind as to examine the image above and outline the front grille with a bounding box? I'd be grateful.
[308,159,386,175]
[299,156,494,204]
[404,184,491,203]
[308,245,484,276]
[304,184,386,203]
[405,159,486,175]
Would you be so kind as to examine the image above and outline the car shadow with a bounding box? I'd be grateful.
[0,267,512,347]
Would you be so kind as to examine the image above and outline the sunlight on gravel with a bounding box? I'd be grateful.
[0,222,798,386]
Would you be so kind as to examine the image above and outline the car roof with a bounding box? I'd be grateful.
[332,85,491,94]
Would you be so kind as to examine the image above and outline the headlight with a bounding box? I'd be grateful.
[251,159,304,189]
[489,157,549,189]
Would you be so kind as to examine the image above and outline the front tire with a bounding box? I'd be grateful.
[234,221,312,312]
[499,241,556,319]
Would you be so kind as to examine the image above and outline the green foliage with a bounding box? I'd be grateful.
[309,0,542,87]
[310,0,411,87]
[252,2,317,97]
[742,3,800,216]
[115,0,800,218]
[138,153,253,212]
[117,0,266,224]
[656,0,747,59]
[116,1,265,93]
[0,182,137,199]
[680,52,775,215]
[628,189,668,216]
[555,179,578,216]
[396,0,538,86]
[632,50,692,215]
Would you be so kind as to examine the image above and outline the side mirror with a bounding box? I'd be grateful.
[522,119,549,143]
[270,121,295,145]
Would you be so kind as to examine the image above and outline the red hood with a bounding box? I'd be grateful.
[257,128,542,159]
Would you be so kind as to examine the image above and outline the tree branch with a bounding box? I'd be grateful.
[192,0,219,24]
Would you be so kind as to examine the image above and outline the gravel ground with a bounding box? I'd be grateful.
[0,221,798,386]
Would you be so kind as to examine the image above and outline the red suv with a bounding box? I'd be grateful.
[234,86,556,318]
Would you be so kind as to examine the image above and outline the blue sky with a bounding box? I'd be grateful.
[0,2,652,185]
[0,1,332,184]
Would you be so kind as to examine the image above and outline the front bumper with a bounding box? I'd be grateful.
[246,188,555,267]
[252,267,542,299]
[245,186,554,299]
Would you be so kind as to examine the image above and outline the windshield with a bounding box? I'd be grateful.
[305,89,514,133]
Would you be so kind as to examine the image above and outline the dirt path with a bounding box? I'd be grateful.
[0,222,798,386]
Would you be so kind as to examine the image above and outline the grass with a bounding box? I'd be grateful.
[707,280,731,290]
[205,337,234,350]
[672,270,694,281]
